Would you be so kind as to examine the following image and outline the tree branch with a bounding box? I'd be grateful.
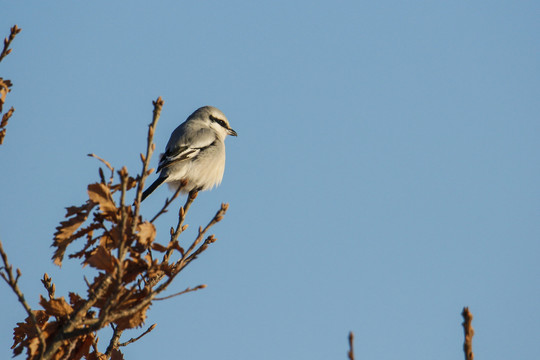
[462,307,474,360]
[0,240,47,358]
[154,284,206,301]
[347,331,354,360]
[118,324,156,347]
[104,324,123,357]
[0,25,22,63]
[150,185,183,223]
[132,96,164,230]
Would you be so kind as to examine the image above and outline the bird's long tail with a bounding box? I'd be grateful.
[141,176,167,201]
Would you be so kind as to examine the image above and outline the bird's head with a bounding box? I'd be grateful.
[191,106,237,139]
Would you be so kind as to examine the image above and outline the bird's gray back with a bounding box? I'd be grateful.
[166,120,217,152]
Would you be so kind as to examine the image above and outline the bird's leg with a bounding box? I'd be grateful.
[176,179,189,194]
[188,189,199,200]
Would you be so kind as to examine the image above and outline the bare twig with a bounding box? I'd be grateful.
[117,167,129,265]
[462,307,474,360]
[347,331,355,360]
[118,324,156,347]
[162,187,195,264]
[154,284,206,301]
[41,273,56,299]
[105,324,123,357]
[175,202,229,272]
[88,153,115,185]
[63,337,80,360]
[0,240,47,357]
[143,201,227,301]
[132,96,164,230]
[0,26,22,145]
[0,25,21,63]
[150,185,183,223]
[91,337,99,354]
[0,107,15,145]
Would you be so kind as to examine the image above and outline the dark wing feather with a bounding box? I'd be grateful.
[157,126,217,172]
[157,146,198,172]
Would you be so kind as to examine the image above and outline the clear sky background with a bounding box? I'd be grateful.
[1,1,538,359]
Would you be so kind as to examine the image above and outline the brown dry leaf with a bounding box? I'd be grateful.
[111,349,125,360]
[52,202,96,266]
[122,258,147,283]
[144,253,156,268]
[12,321,33,347]
[27,337,41,358]
[87,272,107,294]
[68,224,102,260]
[115,303,150,330]
[42,320,60,339]
[137,222,156,247]
[98,231,117,249]
[87,183,117,219]
[86,245,116,272]
[0,128,6,145]
[151,242,167,252]
[126,176,137,190]
[39,295,73,317]
[159,262,174,277]
[71,334,94,360]
[12,311,49,353]
[11,342,23,357]
[71,223,101,245]
[1,107,14,127]
[85,351,106,360]
[68,292,85,310]
[0,78,12,111]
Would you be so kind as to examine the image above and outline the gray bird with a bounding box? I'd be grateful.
[142,106,237,201]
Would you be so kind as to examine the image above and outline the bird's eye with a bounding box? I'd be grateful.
[210,115,228,128]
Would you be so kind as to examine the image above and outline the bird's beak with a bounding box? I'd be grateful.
[228,128,238,137]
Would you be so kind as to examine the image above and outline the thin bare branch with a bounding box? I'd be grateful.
[175,202,229,272]
[0,240,47,357]
[118,324,156,347]
[0,26,21,146]
[41,273,56,299]
[0,107,15,145]
[105,324,123,358]
[117,167,129,265]
[0,25,22,63]
[132,96,164,231]
[150,185,183,223]
[162,187,195,264]
[0,25,22,146]
[154,284,206,301]
[462,307,474,360]
[347,331,355,360]
[88,153,115,185]
[63,337,80,360]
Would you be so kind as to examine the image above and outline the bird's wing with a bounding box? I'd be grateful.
[157,126,217,172]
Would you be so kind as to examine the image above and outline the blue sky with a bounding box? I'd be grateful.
[1,1,539,359]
